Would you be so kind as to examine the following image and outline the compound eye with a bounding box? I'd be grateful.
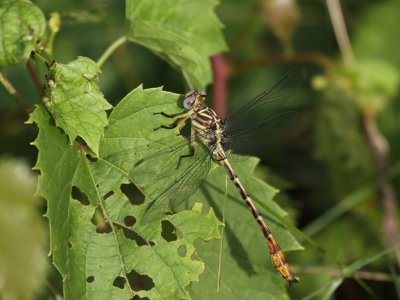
[183,95,195,109]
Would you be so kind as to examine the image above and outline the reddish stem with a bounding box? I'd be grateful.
[211,54,230,117]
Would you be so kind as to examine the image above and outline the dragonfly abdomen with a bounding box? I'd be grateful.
[220,157,298,285]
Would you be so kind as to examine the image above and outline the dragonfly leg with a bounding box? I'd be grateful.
[176,145,195,169]
[154,122,180,130]
[154,112,190,131]
[153,111,184,118]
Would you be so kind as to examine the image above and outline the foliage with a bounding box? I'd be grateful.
[125,0,227,89]
[1,0,400,299]
[0,0,45,67]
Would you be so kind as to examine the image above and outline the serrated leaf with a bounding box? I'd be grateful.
[28,102,221,299]
[0,158,48,300]
[187,159,301,299]
[45,56,112,156]
[0,0,45,67]
[125,0,228,89]
[100,86,301,297]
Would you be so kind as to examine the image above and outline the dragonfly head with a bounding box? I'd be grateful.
[183,90,207,109]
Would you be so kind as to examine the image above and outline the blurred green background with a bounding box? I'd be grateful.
[1,0,400,299]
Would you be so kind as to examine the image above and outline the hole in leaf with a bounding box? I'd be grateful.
[68,240,72,249]
[122,227,147,247]
[103,190,114,200]
[148,241,155,246]
[127,270,154,291]
[91,206,112,233]
[131,296,149,300]
[113,276,126,289]
[120,183,145,205]
[28,27,34,36]
[86,153,98,162]
[87,276,94,283]
[178,245,186,257]
[161,220,177,242]
[71,186,90,206]
[124,215,136,227]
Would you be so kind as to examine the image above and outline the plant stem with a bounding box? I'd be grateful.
[211,54,230,118]
[292,265,399,283]
[26,59,44,96]
[363,114,400,267]
[326,0,355,66]
[0,72,31,114]
[97,36,127,67]
[32,51,49,65]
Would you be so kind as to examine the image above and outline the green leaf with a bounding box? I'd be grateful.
[45,56,112,156]
[100,85,301,297]
[0,0,45,67]
[0,158,48,300]
[187,159,302,299]
[28,102,221,299]
[125,0,228,89]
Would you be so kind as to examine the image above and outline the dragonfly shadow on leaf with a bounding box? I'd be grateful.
[199,184,257,275]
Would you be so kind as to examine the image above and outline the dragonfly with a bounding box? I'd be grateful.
[130,67,306,285]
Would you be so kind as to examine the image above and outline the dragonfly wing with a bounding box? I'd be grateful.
[224,67,306,126]
[223,111,299,155]
[129,136,212,224]
[222,67,306,155]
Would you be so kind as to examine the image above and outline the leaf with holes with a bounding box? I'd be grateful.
[28,101,221,299]
[125,0,228,89]
[0,0,45,67]
[45,56,112,156]
[187,159,302,299]
[99,85,301,297]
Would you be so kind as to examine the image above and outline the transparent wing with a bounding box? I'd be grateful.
[223,111,299,156]
[129,134,213,224]
[222,67,306,155]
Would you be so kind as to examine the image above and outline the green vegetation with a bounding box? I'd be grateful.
[0,0,399,299]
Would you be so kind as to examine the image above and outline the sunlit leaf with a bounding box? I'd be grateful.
[187,158,302,299]
[28,103,221,299]
[44,56,112,156]
[100,85,301,297]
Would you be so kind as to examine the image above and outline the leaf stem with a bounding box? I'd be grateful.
[31,51,49,65]
[97,36,128,67]
[26,59,44,96]
[0,72,32,114]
